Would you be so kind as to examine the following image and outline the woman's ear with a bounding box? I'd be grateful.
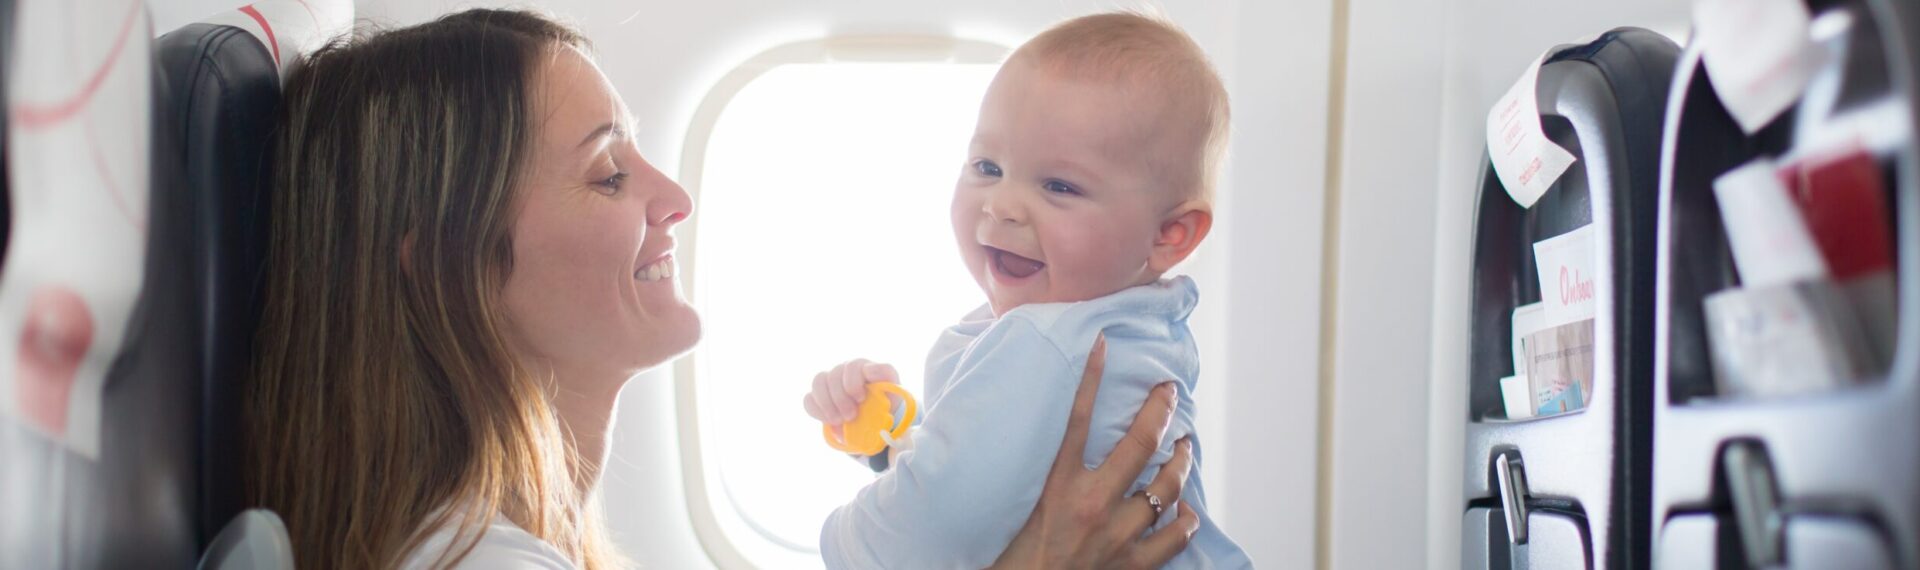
[399,232,416,278]
[1149,202,1213,273]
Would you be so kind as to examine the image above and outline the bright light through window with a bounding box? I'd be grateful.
[690,61,1000,557]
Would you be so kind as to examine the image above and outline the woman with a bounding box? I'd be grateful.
[248,9,1197,569]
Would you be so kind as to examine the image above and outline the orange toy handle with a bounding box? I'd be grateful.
[822,382,918,455]
[876,382,918,441]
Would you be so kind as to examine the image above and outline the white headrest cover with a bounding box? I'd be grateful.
[201,0,353,83]
[0,0,155,458]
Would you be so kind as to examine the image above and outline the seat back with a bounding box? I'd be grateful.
[0,1,348,564]
[152,0,351,544]
[1460,28,1681,570]
[0,0,190,565]
[155,18,282,546]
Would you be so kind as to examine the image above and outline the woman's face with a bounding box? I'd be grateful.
[501,46,699,384]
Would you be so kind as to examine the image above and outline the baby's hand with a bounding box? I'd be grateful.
[803,358,899,425]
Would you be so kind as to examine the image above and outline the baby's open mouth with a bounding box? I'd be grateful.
[987,246,1045,279]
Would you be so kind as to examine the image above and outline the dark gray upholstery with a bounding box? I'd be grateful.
[154,22,280,546]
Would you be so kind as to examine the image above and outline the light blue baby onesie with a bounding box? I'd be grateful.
[819,276,1251,569]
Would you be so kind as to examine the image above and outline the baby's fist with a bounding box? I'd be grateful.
[803,358,899,424]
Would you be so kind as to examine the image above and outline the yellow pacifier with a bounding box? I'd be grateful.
[823,382,918,456]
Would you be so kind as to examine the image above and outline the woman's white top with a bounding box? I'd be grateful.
[401,514,575,569]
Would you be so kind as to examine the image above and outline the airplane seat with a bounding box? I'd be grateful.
[0,1,350,565]
[1653,0,1920,566]
[198,508,294,570]
[1461,28,1680,570]
[151,0,352,547]
[0,0,192,565]
[153,15,281,549]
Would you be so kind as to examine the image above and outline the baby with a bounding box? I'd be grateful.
[804,12,1250,569]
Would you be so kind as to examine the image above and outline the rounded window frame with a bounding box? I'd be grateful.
[672,36,1009,569]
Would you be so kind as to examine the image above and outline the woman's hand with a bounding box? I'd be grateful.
[991,334,1199,569]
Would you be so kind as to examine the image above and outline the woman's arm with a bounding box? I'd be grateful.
[991,334,1200,569]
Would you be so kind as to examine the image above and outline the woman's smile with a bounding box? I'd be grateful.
[634,252,677,282]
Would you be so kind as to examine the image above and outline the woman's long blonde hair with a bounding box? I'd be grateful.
[248,9,622,569]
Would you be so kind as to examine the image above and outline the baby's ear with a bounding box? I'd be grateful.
[1149,201,1212,273]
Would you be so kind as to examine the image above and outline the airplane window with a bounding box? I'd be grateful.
[682,58,999,566]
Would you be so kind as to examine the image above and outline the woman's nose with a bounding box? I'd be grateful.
[652,176,694,226]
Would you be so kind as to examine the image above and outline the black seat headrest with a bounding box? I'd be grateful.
[154,20,281,545]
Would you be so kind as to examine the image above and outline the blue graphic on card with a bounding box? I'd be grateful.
[1535,380,1585,415]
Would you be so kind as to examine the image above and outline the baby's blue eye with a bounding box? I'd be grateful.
[974,160,1003,178]
[1043,180,1079,195]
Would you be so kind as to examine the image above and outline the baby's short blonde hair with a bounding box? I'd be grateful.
[1011,11,1231,205]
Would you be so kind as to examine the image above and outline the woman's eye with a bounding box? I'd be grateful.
[593,172,629,194]
[973,160,1002,178]
[1043,180,1079,195]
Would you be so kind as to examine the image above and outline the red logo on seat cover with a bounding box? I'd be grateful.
[16,286,93,437]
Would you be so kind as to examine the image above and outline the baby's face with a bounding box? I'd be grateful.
[953,60,1195,315]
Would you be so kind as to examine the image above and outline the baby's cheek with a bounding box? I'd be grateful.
[1047,222,1147,296]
